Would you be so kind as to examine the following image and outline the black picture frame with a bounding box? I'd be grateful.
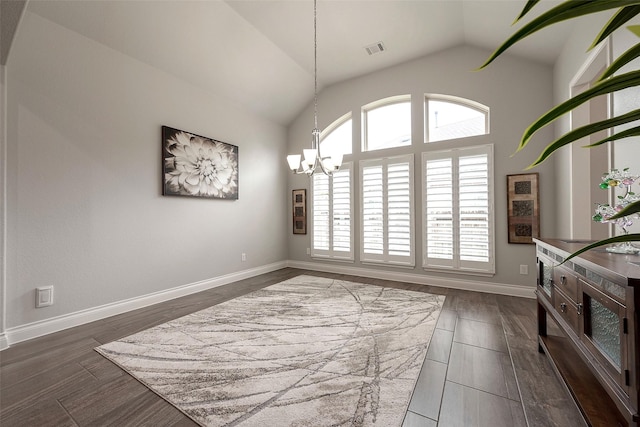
[162,126,238,199]
[507,173,540,244]
[292,189,306,234]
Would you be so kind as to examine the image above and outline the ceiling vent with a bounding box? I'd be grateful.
[365,42,386,56]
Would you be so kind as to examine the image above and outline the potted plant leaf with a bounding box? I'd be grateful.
[479,0,640,261]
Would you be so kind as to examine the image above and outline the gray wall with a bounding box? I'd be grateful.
[287,45,557,289]
[4,11,288,329]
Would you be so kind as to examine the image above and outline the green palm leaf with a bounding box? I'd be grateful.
[630,25,640,37]
[526,109,640,167]
[478,1,640,70]
[513,0,540,24]
[585,125,640,147]
[609,200,640,220]
[517,70,640,152]
[562,233,640,264]
[590,5,640,50]
[598,42,640,81]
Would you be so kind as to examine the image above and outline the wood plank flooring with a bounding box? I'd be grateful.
[1,268,585,426]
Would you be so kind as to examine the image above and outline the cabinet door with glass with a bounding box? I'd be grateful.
[580,279,629,394]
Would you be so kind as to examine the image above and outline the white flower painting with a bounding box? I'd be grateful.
[162,126,238,199]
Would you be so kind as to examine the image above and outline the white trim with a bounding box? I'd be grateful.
[569,38,610,89]
[1,64,7,351]
[0,333,8,351]
[1,261,287,348]
[287,260,535,299]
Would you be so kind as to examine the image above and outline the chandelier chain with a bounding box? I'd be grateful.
[313,0,318,130]
[285,0,342,176]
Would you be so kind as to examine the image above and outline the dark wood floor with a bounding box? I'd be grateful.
[1,268,585,426]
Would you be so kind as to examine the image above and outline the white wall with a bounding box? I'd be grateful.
[287,45,557,291]
[3,11,288,332]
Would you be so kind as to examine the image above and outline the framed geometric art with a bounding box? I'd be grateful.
[162,126,238,199]
[292,189,306,234]
[507,173,540,244]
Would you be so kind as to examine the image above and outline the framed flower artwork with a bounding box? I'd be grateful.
[162,126,238,199]
[507,173,539,244]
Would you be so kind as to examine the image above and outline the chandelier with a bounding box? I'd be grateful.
[286,0,343,176]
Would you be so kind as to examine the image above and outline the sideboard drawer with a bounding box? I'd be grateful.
[553,266,578,302]
[553,288,580,333]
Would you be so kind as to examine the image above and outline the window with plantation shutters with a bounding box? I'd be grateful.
[311,162,354,260]
[360,155,414,266]
[422,145,494,274]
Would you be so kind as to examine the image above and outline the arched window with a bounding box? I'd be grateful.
[320,112,352,156]
[426,95,489,143]
[362,95,411,152]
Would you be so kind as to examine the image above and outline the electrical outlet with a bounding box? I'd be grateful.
[519,264,529,275]
[306,248,310,255]
[241,253,246,262]
[36,286,54,308]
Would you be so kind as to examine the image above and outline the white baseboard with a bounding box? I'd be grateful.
[0,333,8,351]
[287,260,536,299]
[1,259,534,350]
[2,261,287,348]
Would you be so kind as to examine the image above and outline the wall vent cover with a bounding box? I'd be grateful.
[365,42,385,56]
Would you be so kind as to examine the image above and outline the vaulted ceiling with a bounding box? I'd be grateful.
[7,0,577,126]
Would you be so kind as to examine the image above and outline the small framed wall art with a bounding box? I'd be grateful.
[162,126,238,199]
[292,189,307,234]
[507,173,540,244]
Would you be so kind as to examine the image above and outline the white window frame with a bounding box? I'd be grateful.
[362,95,412,152]
[310,161,354,261]
[360,154,415,267]
[320,112,353,156]
[422,144,495,275]
[425,94,490,143]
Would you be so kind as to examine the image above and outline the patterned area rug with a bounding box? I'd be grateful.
[96,275,445,426]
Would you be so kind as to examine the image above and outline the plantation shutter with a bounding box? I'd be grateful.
[312,174,330,251]
[424,157,454,266]
[332,168,352,253]
[458,154,490,267]
[423,145,494,274]
[311,162,354,260]
[360,155,414,266]
[362,165,384,255]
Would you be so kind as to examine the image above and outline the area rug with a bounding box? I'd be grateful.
[96,275,445,426]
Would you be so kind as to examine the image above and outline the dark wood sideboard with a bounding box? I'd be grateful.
[535,238,640,427]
